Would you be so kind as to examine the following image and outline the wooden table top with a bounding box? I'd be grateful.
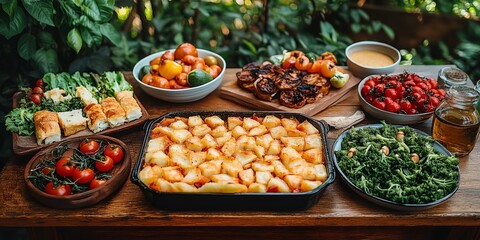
[1,65,479,227]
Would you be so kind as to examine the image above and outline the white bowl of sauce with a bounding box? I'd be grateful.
[346,41,400,78]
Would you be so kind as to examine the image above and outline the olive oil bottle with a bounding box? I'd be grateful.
[432,86,480,157]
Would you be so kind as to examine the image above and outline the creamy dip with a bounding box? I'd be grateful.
[349,50,394,67]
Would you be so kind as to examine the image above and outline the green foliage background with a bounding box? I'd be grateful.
[0,0,479,160]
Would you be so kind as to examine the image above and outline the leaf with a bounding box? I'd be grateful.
[0,7,26,39]
[37,31,56,49]
[95,0,114,22]
[81,0,101,21]
[320,21,335,40]
[382,25,395,40]
[242,40,257,54]
[17,33,36,60]
[80,25,102,47]
[67,28,83,53]
[99,23,121,46]
[198,7,210,17]
[22,0,55,26]
[32,48,59,73]
[350,9,360,23]
[2,0,16,17]
[372,21,382,32]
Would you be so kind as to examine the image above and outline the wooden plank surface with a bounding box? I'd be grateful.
[1,66,479,232]
[220,69,361,116]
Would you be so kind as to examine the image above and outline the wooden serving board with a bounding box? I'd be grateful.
[220,69,361,116]
[11,92,150,156]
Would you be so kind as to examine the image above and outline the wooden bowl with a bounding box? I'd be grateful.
[24,135,131,208]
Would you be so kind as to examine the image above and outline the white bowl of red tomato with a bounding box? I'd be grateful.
[24,135,130,208]
[358,72,445,124]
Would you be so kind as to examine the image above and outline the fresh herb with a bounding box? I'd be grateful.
[5,104,40,135]
[335,122,459,204]
[92,71,133,99]
[40,97,83,112]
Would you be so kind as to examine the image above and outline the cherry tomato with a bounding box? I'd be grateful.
[55,157,75,178]
[95,155,114,172]
[400,99,412,112]
[386,101,401,113]
[384,88,399,100]
[364,79,375,88]
[406,107,418,115]
[429,79,438,89]
[45,182,71,196]
[41,167,53,175]
[373,84,385,96]
[364,94,375,103]
[384,97,394,105]
[437,89,446,97]
[104,144,125,164]
[32,87,43,95]
[372,98,386,111]
[411,86,424,94]
[403,80,416,87]
[30,93,42,105]
[72,168,95,184]
[423,104,435,112]
[90,178,108,190]
[361,85,372,96]
[35,79,45,88]
[79,139,100,155]
[294,56,311,71]
[429,96,440,108]
[417,82,428,91]
[410,92,423,103]
[174,43,198,60]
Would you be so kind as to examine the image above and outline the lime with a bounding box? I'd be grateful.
[187,69,214,87]
[139,65,151,79]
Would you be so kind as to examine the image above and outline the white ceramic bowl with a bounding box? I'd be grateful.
[133,49,226,103]
[346,41,400,78]
[358,75,433,125]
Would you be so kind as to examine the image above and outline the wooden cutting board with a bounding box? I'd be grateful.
[220,69,361,116]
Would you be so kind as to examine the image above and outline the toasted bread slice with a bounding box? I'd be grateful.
[101,97,126,127]
[57,109,87,136]
[115,91,142,122]
[84,103,109,133]
[44,88,72,104]
[76,86,98,106]
[34,110,61,145]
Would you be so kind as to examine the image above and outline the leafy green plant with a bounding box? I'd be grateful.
[0,0,122,85]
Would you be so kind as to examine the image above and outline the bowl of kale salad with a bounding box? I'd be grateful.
[332,122,460,211]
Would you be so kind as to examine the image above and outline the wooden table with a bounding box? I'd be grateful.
[1,66,479,240]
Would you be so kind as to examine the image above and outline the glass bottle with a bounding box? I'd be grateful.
[432,85,480,157]
[475,81,480,111]
[437,67,469,89]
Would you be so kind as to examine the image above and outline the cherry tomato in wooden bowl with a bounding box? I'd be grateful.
[358,72,442,124]
[24,135,130,209]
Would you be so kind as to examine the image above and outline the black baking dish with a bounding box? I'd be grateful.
[131,111,335,211]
